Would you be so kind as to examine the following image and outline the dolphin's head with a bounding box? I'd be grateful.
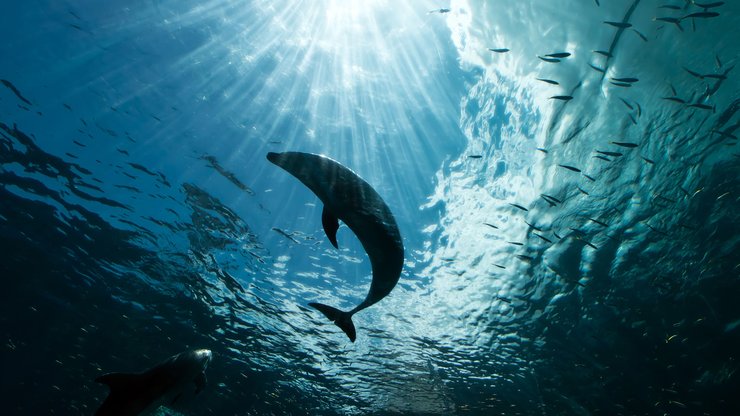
[187,349,212,371]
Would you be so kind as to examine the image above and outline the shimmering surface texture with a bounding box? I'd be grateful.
[1,1,739,415]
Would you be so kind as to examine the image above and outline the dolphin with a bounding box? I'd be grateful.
[267,151,404,342]
[94,348,212,416]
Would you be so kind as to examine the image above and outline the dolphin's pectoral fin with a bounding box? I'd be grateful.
[321,206,340,249]
[194,372,207,395]
[309,302,356,342]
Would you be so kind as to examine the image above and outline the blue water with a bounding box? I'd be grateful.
[1,0,739,415]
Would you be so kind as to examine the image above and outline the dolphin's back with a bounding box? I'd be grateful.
[267,151,404,310]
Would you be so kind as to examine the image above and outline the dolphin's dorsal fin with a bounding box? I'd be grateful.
[194,372,207,395]
[95,372,140,390]
[321,206,340,249]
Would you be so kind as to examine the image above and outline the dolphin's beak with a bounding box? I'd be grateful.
[193,349,212,367]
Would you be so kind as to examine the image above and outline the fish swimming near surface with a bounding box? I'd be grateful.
[603,21,632,28]
[545,52,571,58]
[488,48,510,53]
[94,349,212,416]
[538,56,561,63]
[267,151,404,342]
[558,164,582,172]
[550,95,573,101]
[536,78,559,85]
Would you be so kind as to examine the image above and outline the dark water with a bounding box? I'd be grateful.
[1,0,739,415]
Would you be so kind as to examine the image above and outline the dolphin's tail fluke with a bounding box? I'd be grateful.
[308,302,356,342]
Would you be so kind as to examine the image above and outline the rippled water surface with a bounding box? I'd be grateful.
[1,1,739,415]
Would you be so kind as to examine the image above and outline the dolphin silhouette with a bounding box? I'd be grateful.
[267,151,404,342]
[94,348,212,416]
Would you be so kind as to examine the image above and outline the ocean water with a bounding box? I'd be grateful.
[1,0,738,415]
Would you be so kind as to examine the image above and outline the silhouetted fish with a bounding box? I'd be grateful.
[632,29,648,42]
[468,154,483,159]
[610,82,632,87]
[550,95,573,101]
[593,50,613,57]
[489,48,510,53]
[589,63,606,73]
[536,78,559,85]
[558,164,581,172]
[589,218,608,227]
[594,155,611,161]
[534,233,553,243]
[596,150,623,157]
[583,174,596,182]
[545,52,571,58]
[538,56,561,63]
[509,203,529,212]
[611,141,639,148]
[484,222,499,229]
[604,21,632,28]
[682,11,719,19]
[612,77,639,83]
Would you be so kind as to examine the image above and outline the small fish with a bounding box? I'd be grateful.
[428,8,451,14]
[516,255,534,262]
[507,241,524,246]
[550,95,573,101]
[468,154,483,159]
[484,222,499,229]
[584,241,598,249]
[684,67,704,78]
[682,11,719,20]
[611,141,639,148]
[596,150,623,157]
[0,79,33,105]
[582,174,596,182]
[493,264,506,269]
[659,5,681,10]
[610,81,632,88]
[641,156,655,164]
[628,113,638,125]
[636,102,642,117]
[662,96,686,104]
[612,77,638,83]
[533,233,553,243]
[509,203,529,212]
[588,63,606,73]
[702,73,727,80]
[536,147,549,153]
[488,48,510,53]
[577,186,590,195]
[645,223,668,236]
[689,103,714,110]
[632,29,648,42]
[524,221,543,232]
[536,78,559,85]
[695,2,725,9]
[594,155,611,161]
[589,218,608,227]
[619,98,634,110]
[717,191,730,200]
[538,56,561,63]
[715,54,723,68]
[604,21,632,28]
[272,227,300,243]
[558,164,582,172]
[593,50,612,57]
[541,194,562,204]
[553,231,562,239]
[654,17,684,31]
[545,52,571,58]
[496,296,512,304]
